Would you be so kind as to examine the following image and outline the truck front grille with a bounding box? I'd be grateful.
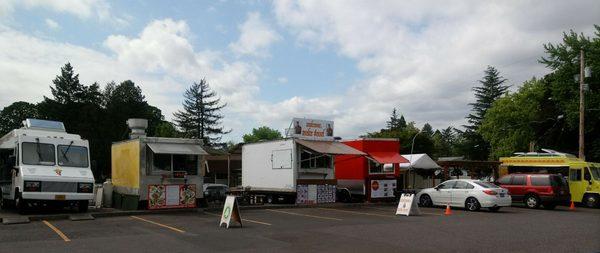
[41,182,78,193]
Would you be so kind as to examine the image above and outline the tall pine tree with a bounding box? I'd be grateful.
[465,66,509,130]
[460,66,509,160]
[174,79,230,145]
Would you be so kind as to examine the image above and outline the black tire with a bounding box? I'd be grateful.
[14,191,27,214]
[524,194,540,209]
[266,195,273,204]
[488,206,501,212]
[78,200,89,213]
[465,197,481,211]
[0,189,6,210]
[583,194,599,208]
[419,194,432,207]
[543,203,557,210]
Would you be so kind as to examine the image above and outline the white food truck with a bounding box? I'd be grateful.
[235,118,365,204]
[0,119,95,213]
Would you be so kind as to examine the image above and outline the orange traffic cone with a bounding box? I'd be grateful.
[569,201,576,211]
[444,204,452,216]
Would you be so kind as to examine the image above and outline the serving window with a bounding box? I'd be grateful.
[299,149,332,169]
[368,159,394,174]
[150,151,199,176]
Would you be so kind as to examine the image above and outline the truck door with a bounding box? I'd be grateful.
[569,168,584,202]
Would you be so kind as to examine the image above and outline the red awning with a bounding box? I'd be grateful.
[368,152,409,164]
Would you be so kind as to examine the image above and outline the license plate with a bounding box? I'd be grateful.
[55,195,66,200]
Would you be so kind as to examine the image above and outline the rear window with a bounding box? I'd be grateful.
[530,176,550,186]
[474,181,498,188]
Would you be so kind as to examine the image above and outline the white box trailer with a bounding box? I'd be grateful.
[0,119,95,213]
[238,138,365,204]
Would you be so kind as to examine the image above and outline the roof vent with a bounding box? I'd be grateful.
[127,118,148,139]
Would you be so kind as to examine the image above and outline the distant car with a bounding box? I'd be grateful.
[203,184,229,202]
[417,179,511,212]
[496,174,570,209]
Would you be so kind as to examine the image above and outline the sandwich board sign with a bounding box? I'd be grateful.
[395,193,421,216]
[219,195,242,228]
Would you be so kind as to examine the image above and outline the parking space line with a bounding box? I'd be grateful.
[42,220,71,242]
[266,209,343,221]
[204,212,272,226]
[130,216,185,233]
[363,206,395,212]
[316,207,396,218]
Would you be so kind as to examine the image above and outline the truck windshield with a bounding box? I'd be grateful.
[58,145,89,167]
[22,142,55,166]
[590,166,600,180]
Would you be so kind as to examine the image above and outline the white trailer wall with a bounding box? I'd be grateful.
[242,139,295,191]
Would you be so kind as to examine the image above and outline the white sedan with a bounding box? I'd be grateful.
[416,179,511,211]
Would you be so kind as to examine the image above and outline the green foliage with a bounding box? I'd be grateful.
[0,102,39,136]
[174,79,230,145]
[242,126,283,143]
[154,121,180,138]
[386,108,406,131]
[466,66,510,130]
[480,79,546,159]
[367,118,435,156]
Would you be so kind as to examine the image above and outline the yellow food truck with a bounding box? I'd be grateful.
[499,150,600,208]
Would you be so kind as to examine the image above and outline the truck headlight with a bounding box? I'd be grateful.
[77,183,93,193]
[24,181,41,192]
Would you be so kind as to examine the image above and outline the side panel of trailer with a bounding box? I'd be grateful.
[242,139,295,191]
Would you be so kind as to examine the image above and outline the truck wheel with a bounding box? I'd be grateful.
[524,194,540,209]
[583,194,599,208]
[266,195,274,204]
[15,192,27,214]
[0,189,6,210]
[78,200,89,213]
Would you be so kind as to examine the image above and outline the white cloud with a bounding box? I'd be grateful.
[229,12,281,57]
[0,19,261,141]
[277,77,288,84]
[272,0,600,136]
[1,0,129,27]
[44,18,59,30]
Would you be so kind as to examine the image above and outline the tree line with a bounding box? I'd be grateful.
[0,63,229,180]
[367,25,600,161]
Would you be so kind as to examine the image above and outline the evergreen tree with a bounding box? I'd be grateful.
[386,108,399,130]
[174,79,230,145]
[465,66,510,130]
[422,123,434,136]
[398,115,407,130]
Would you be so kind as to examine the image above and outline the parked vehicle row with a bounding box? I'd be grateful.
[417,179,511,211]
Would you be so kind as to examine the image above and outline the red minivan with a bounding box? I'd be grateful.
[496,174,570,209]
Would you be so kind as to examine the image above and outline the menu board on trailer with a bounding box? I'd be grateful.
[148,184,197,209]
[289,118,334,141]
[370,179,396,198]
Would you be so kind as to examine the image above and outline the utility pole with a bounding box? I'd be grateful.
[579,49,585,160]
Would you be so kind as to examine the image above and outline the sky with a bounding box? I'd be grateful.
[0,0,599,142]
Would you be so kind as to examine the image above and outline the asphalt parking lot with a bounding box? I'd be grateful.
[0,205,598,253]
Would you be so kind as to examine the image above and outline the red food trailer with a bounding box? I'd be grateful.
[335,138,409,202]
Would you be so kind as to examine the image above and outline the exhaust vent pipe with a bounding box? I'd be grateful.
[127,118,148,139]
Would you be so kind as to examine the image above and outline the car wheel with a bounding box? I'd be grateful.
[419,194,432,207]
[488,206,501,212]
[524,194,540,209]
[583,194,599,208]
[543,203,556,210]
[465,197,480,211]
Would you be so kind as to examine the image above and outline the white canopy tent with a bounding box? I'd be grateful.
[399,154,441,190]
[400,154,441,170]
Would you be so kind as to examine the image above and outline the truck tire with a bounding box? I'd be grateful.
[15,191,27,214]
[78,200,89,213]
[0,189,7,210]
[583,194,599,208]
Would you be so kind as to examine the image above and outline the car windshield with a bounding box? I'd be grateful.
[473,181,498,189]
[58,145,89,167]
[22,142,55,166]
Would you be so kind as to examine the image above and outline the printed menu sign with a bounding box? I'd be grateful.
[147,184,197,209]
[289,118,334,141]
